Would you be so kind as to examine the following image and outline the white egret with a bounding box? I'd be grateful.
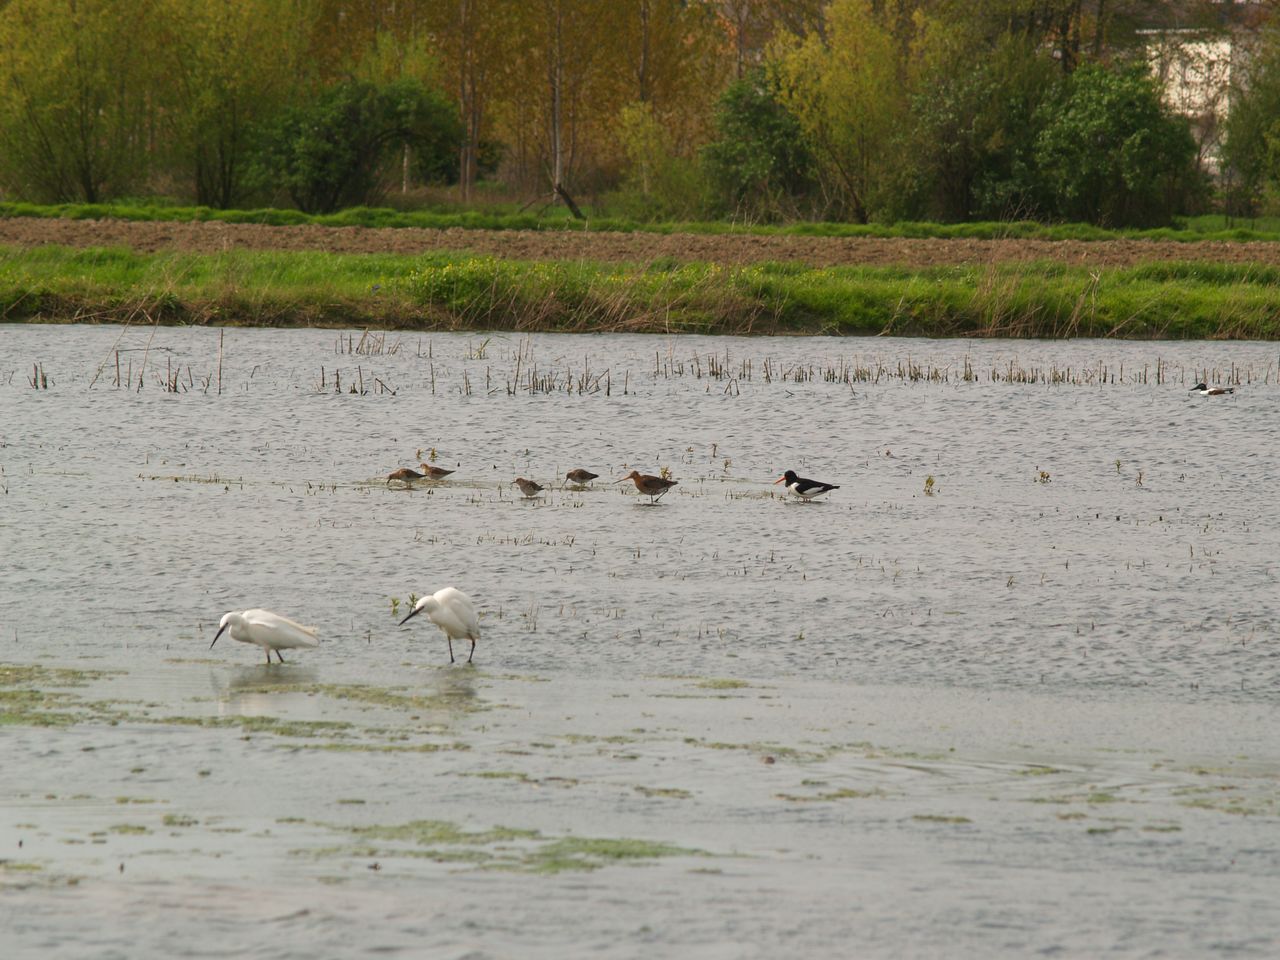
[399,587,481,664]
[211,609,318,664]
[774,469,840,500]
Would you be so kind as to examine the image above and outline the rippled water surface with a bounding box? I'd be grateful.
[2,324,1279,958]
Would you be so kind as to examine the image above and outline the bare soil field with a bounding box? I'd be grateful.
[4,215,1280,267]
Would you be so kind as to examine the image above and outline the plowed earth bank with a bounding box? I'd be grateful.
[3,215,1279,266]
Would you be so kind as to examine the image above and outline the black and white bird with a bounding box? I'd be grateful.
[1190,382,1234,396]
[774,469,839,500]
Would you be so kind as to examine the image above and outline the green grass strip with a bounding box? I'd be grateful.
[4,244,1280,338]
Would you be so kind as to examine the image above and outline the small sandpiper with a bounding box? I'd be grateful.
[418,462,456,479]
[387,466,425,485]
[514,477,545,498]
[565,468,599,487]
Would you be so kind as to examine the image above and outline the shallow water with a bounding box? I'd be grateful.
[2,325,1279,957]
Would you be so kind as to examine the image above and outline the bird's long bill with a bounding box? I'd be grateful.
[612,476,627,483]
[773,476,786,485]
[398,606,423,626]
[210,623,228,649]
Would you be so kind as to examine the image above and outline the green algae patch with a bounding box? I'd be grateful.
[1029,791,1122,806]
[0,664,125,727]
[460,770,535,783]
[912,814,972,824]
[777,787,883,802]
[157,714,354,738]
[308,819,711,874]
[220,681,489,717]
[0,688,80,727]
[348,820,538,847]
[0,664,120,688]
[695,679,750,690]
[634,786,693,799]
[162,814,198,827]
[298,740,468,753]
[560,733,638,745]
[108,824,150,835]
[522,837,703,874]
[685,738,829,762]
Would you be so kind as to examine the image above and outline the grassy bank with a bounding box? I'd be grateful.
[7,200,1280,243]
[4,244,1280,338]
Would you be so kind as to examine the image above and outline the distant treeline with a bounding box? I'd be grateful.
[3,1,1280,228]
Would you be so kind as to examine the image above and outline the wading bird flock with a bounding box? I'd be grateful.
[215,459,839,667]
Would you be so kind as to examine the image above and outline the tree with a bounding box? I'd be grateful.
[497,0,625,210]
[424,0,512,201]
[770,0,906,222]
[155,0,306,208]
[906,24,1062,221]
[718,0,826,80]
[701,69,816,220]
[1220,24,1280,215]
[1034,63,1202,226]
[255,78,461,213]
[0,0,161,202]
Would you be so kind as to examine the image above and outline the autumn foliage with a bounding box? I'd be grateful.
[0,1,1262,226]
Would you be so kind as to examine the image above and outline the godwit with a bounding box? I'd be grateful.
[616,470,678,503]
[399,587,481,664]
[775,469,839,500]
[210,609,318,665]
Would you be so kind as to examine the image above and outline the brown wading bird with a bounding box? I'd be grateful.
[514,477,544,498]
[386,466,425,485]
[418,463,456,480]
[386,463,456,486]
[565,468,599,487]
[616,470,678,503]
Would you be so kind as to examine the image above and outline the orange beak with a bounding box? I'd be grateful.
[773,476,786,485]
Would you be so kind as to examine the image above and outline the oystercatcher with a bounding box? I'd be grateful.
[774,469,839,500]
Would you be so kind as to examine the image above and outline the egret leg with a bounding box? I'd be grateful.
[276,650,286,664]
[467,638,475,663]
[264,649,271,665]
[448,637,455,663]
